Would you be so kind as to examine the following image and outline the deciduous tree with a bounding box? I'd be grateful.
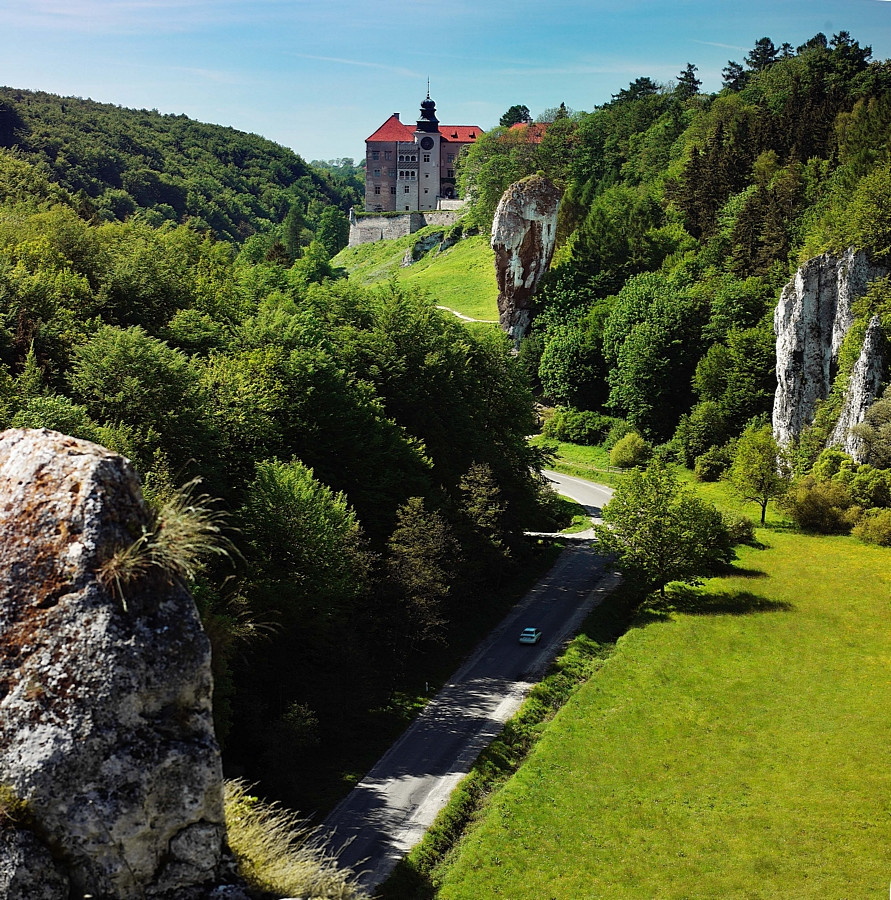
[595,460,732,595]
[728,424,790,524]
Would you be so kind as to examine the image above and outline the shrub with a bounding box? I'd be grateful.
[781,476,853,533]
[811,448,853,481]
[852,507,891,545]
[674,400,730,467]
[847,464,891,508]
[542,406,619,445]
[602,418,635,451]
[610,432,652,469]
[722,512,757,546]
[694,444,733,481]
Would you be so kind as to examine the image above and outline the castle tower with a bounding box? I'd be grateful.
[414,91,441,211]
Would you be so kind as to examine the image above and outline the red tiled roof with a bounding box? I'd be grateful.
[366,115,415,143]
[366,115,483,144]
[439,125,482,142]
[508,121,547,143]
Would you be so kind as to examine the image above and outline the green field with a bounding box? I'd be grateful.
[433,479,891,899]
[333,227,499,322]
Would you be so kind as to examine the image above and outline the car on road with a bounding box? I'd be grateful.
[518,627,542,645]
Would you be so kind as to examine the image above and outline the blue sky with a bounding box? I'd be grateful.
[1,0,890,163]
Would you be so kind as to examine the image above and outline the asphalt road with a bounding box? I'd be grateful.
[321,472,618,892]
[541,469,614,526]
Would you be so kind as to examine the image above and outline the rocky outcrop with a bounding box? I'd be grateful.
[491,175,560,345]
[773,248,887,444]
[400,231,444,266]
[830,315,886,458]
[0,429,236,899]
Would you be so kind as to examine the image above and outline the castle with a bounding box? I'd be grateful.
[364,93,483,212]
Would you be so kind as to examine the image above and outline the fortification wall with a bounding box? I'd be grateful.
[348,209,462,247]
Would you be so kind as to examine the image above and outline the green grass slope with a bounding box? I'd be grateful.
[333,228,499,322]
[435,484,891,899]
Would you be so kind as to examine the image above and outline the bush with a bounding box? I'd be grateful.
[602,418,635,451]
[852,507,891,545]
[542,406,620,445]
[694,444,733,481]
[781,476,854,533]
[674,400,730,467]
[722,512,757,546]
[610,432,652,469]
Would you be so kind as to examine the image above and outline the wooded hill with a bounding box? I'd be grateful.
[0,86,360,245]
[459,31,891,476]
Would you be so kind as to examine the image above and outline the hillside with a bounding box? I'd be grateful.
[333,227,499,322]
[0,86,359,243]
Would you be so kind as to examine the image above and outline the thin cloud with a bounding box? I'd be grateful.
[290,52,420,79]
[691,39,749,52]
[0,0,239,33]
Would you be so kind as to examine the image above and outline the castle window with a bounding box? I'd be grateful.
[404,186,410,193]
[423,153,430,163]
[388,168,396,177]
[372,150,380,160]
[390,186,396,194]
[447,153,455,163]
[384,150,392,160]
[373,168,380,177]
[447,169,454,178]
[374,185,381,194]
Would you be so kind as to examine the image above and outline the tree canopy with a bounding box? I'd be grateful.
[595,460,733,595]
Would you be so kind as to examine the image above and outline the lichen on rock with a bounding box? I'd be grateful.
[491,175,560,346]
[0,428,232,899]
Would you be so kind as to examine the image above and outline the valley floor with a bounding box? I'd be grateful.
[433,484,891,899]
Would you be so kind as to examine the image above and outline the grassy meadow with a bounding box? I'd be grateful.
[333,227,499,322]
[430,475,891,899]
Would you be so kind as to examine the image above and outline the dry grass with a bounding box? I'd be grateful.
[99,479,232,608]
[224,779,366,899]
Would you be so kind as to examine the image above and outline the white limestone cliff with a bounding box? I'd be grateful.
[830,314,885,459]
[773,248,887,445]
[491,175,560,345]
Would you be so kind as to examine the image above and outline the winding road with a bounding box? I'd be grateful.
[321,471,617,892]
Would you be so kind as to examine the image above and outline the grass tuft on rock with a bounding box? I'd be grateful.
[224,779,366,899]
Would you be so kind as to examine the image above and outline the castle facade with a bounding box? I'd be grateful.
[364,93,482,212]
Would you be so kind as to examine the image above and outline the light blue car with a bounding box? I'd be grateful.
[518,627,542,645]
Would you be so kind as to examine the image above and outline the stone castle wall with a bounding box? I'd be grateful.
[348,209,462,247]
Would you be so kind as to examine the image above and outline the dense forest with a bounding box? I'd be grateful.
[459,32,891,525]
[0,87,361,246]
[0,144,563,812]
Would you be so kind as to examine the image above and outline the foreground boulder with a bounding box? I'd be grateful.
[773,248,887,445]
[0,429,235,898]
[491,174,560,345]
